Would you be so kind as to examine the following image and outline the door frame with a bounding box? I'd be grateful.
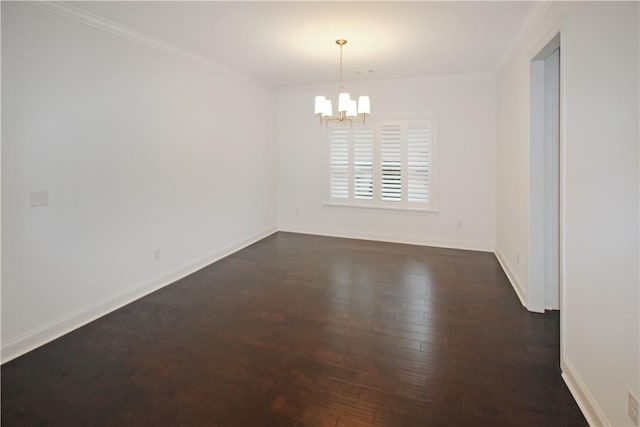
[527,16,566,361]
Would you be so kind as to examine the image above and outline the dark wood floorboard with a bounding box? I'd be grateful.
[2,232,588,426]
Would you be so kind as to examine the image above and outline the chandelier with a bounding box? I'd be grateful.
[314,39,370,126]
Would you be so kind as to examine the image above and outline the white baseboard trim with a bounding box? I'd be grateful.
[561,358,609,427]
[278,224,494,252]
[494,248,528,309]
[1,226,277,364]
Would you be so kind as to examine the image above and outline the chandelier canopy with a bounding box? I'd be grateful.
[314,39,370,125]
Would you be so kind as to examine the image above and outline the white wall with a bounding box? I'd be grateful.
[496,2,639,426]
[1,2,277,361]
[4,2,638,424]
[277,76,496,251]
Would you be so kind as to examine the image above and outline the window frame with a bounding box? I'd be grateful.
[325,116,437,212]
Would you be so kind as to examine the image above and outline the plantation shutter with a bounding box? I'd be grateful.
[353,126,374,200]
[407,120,431,204]
[329,126,349,199]
[328,118,434,208]
[379,122,403,202]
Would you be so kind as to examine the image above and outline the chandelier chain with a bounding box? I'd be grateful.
[339,43,344,92]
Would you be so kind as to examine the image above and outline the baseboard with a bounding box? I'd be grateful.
[494,248,528,309]
[561,358,610,426]
[278,224,494,252]
[1,226,277,364]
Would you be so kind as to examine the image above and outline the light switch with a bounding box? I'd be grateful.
[30,190,49,207]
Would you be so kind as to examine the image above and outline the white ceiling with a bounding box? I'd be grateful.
[69,1,534,89]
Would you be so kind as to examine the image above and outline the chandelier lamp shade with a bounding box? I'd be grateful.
[314,39,370,126]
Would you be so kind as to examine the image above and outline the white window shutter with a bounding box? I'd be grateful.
[329,126,349,199]
[328,118,434,209]
[379,122,403,202]
[407,120,431,204]
[353,126,374,200]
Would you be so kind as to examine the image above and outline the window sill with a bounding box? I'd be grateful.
[322,201,438,213]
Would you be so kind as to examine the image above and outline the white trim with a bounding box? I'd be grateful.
[527,15,566,64]
[525,11,568,348]
[23,1,271,90]
[322,201,438,214]
[528,56,547,314]
[557,14,568,371]
[561,358,610,427]
[1,226,277,364]
[542,46,560,311]
[494,1,554,72]
[0,2,3,367]
[495,248,529,310]
[278,224,493,252]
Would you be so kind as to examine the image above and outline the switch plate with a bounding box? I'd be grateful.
[30,190,49,207]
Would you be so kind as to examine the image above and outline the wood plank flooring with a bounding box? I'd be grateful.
[2,232,587,426]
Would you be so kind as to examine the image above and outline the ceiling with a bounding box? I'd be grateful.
[69,1,535,89]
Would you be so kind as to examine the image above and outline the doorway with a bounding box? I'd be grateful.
[529,33,562,368]
[529,34,561,313]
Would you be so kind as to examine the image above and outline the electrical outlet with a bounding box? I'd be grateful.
[456,220,463,230]
[516,252,520,263]
[629,391,639,425]
[29,190,49,207]
[154,248,161,261]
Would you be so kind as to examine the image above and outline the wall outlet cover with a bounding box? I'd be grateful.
[29,190,49,207]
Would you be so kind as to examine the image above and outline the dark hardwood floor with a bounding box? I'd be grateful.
[2,232,587,426]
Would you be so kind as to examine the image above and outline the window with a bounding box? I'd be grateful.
[328,118,435,210]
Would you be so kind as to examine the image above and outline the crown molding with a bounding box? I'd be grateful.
[23,1,273,91]
[494,1,553,73]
